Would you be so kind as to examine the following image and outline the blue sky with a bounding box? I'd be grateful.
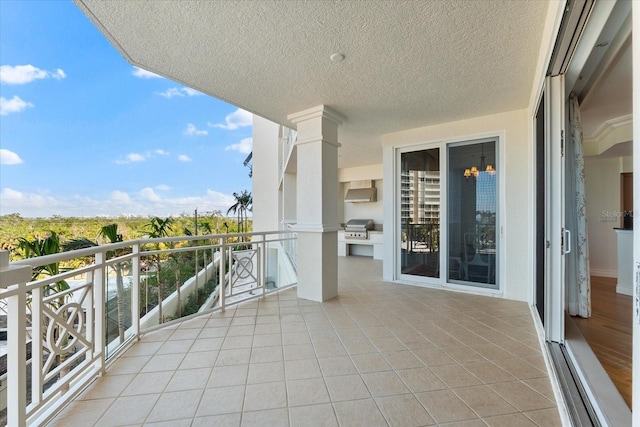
[0,1,253,218]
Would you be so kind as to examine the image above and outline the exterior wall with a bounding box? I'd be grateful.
[584,155,629,277]
[252,115,281,232]
[381,108,532,302]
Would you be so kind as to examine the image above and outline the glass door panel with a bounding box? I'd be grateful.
[447,140,498,288]
[400,148,440,278]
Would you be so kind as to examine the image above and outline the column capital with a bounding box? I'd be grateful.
[287,105,346,126]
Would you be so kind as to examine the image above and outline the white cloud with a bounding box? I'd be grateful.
[208,108,252,130]
[0,96,34,115]
[155,149,170,156]
[132,66,162,79]
[184,123,208,136]
[140,187,161,202]
[110,190,131,203]
[177,154,192,162]
[0,187,238,218]
[0,65,66,85]
[157,87,203,98]
[0,148,23,165]
[225,137,253,154]
[155,184,171,191]
[116,153,148,164]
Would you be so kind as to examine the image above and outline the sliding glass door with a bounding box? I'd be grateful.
[447,140,498,289]
[400,148,440,278]
[397,138,499,290]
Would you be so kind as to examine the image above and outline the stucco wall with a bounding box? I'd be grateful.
[381,108,532,302]
[252,115,281,232]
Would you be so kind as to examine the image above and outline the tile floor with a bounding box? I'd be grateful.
[48,257,562,426]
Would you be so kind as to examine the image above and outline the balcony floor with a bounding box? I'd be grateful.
[48,256,562,426]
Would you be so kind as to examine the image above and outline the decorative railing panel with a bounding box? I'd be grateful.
[0,230,296,426]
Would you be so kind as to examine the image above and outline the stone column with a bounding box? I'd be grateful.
[287,105,344,301]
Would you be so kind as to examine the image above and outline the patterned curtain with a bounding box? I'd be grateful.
[567,92,591,317]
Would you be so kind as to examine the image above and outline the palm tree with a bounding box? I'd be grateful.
[63,224,129,344]
[143,217,174,323]
[227,190,253,236]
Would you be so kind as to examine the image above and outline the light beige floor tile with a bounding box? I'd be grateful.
[180,350,219,369]
[156,339,194,355]
[522,378,556,401]
[395,334,435,350]
[484,412,538,426]
[470,344,516,361]
[196,385,245,416]
[124,341,163,357]
[282,332,311,345]
[412,348,457,366]
[368,335,407,352]
[351,352,392,373]
[145,418,192,427]
[286,378,330,406]
[415,389,478,424]
[165,367,211,392]
[439,418,492,426]
[284,343,316,361]
[324,374,370,402]
[250,345,283,363]
[454,385,518,417]
[333,398,387,427]
[442,346,487,363]
[244,381,287,411]
[47,398,114,426]
[280,321,307,333]
[208,364,249,387]
[170,328,202,340]
[141,353,186,373]
[396,367,447,393]
[121,371,173,396]
[494,358,547,380]
[231,316,256,326]
[430,364,483,388]
[523,407,563,426]
[361,371,410,397]
[289,403,338,427]
[247,361,285,384]
[95,394,159,426]
[462,361,516,384]
[241,408,289,427]
[285,358,322,380]
[142,329,173,342]
[382,350,424,369]
[490,381,556,412]
[191,413,241,427]
[318,356,358,377]
[376,394,435,426]
[145,389,202,423]
[109,355,152,375]
[227,325,255,337]
[222,335,254,350]
[361,326,392,338]
[216,348,251,366]
[252,333,282,348]
[77,374,135,400]
[190,337,224,352]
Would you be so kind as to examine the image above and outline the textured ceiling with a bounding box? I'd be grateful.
[76,0,549,168]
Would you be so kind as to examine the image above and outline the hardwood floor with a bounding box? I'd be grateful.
[572,276,632,408]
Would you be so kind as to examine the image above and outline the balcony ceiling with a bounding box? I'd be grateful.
[76,0,549,168]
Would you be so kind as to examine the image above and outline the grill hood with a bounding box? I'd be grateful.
[344,180,377,203]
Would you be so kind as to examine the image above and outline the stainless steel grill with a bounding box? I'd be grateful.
[344,219,374,240]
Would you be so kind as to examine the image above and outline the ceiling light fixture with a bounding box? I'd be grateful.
[330,53,345,63]
[464,144,495,181]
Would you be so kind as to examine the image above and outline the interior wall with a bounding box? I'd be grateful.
[584,156,626,277]
[381,108,532,302]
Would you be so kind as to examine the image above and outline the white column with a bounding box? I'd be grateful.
[288,105,344,302]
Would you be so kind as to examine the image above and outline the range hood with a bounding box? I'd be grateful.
[345,180,377,203]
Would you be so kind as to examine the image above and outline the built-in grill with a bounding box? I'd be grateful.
[344,219,374,240]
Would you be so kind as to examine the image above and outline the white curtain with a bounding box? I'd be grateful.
[567,92,591,317]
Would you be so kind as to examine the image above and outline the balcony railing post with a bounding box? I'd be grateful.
[219,237,226,312]
[31,281,43,410]
[131,243,141,340]
[0,250,31,427]
[94,250,106,374]
[260,238,266,299]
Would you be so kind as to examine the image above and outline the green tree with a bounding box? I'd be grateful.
[143,217,174,323]
[63,224,130,344]
[227,190,252,236]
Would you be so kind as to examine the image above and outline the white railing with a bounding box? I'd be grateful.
[0,230,297,426]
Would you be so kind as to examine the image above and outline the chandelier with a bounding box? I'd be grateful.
[464,144,495,179]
